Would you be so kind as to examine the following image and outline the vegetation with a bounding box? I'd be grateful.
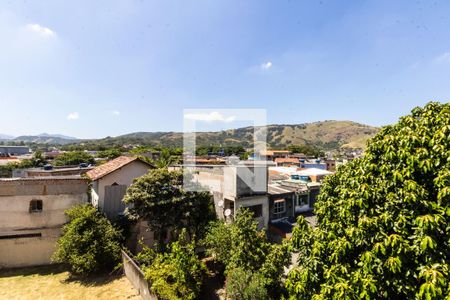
[286,102,450,299]
[0,151,48,177]
[96,148,123,160]
[136,231,206,300]
[225,267,268,300]
[205,209,291,297]
[287,144,325,157]
[54,151,95,166]
[123,168,216,247]
[52,204,123,276]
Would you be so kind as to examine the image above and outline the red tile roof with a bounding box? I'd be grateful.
[274,157,300,164]
[86,156,152,181]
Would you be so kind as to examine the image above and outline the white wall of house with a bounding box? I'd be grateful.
[0,178,88,268]
[91,161,151,211]
[236,195,270,229]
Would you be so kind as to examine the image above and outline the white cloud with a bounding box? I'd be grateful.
[67,112,79,120]
[261,61,273,70]
[112,110,120,116]
[25,23,56,38]
[434,52,450,64]
[184,111,236,123]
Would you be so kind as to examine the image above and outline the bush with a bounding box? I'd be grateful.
[142,231,206,300]
[205,209,290,295]
[286,102,450,299]
[52,204,123,276]
[225,268,268,300]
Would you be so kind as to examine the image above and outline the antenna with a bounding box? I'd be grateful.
[224,209,232,217]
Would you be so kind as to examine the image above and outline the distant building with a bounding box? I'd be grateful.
[86,156,153,219]
[0,177,89,268]
[13,166,93,178]
[299,159,327,170]
[258,150,290,161]
[274,157,300,167]
[0,146,30,156]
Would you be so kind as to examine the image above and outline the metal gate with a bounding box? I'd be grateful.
[104,184,128,218]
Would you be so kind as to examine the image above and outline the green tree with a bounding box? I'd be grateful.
[54,151,95,166]
[205,209,291,295]
[96,148,123,160]
[287,144,324,157]
[140,230,206,300]
[123,169,215,246]
[52,204,123,276]
[286,102,450,299]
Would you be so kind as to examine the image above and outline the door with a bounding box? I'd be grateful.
[104,184,128,219]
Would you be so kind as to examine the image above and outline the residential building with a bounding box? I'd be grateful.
[0,146,30,156]
[258,150,290,161]
[274,157,300,167]
[0,177,89,268]
[86,156,153,219]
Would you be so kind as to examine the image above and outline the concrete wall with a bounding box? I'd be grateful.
[92,161,151,211]
[0,178,88,268]
[236,195,270,229]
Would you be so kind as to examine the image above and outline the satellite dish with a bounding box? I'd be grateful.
[218,200,224,208]
[224,209,232,217]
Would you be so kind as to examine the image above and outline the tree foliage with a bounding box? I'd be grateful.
[138,231,206,300]
[286,102,450,299]
[123,169,216,246]
[287,144,325,158]
[205,209,291,296]
[54,151,95,166]
[52,204,123,276]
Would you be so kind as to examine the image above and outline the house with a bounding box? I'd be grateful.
[86,156,153,219]
[274,157,300,167]
[325,159,337,171]
[0,146,30,156]
[0,176,89,268]
[186,161,274,229]
[258,150,290,161]
[299,159,327,170]
[13,166,93,178]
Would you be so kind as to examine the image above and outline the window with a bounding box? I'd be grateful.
[273,199,286,216]
[246,204,263,218]
[29,200,43,213]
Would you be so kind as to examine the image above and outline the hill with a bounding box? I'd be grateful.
[13,135,79,145]
[77,120,378,151]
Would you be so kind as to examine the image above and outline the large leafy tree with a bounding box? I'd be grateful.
[286,102,450,299]
[123,168,215,246]
[52,204,123,276]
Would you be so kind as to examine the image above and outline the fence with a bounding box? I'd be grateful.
[121,250,157,300]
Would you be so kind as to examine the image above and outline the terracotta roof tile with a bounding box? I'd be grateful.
[86,156,152,181]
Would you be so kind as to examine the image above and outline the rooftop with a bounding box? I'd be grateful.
[86,156,152,181]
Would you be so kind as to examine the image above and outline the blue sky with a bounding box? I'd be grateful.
[1,0,450,138]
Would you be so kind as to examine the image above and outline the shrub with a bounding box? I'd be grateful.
[52,204,122,276]
[205,209,291,295]
[225,268,268,300]
[143,232,206,300]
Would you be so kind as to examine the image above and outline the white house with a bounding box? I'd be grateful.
[86,156,153,218]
